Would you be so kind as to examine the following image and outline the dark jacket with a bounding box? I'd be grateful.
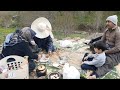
[1,41,38,60]
[33,35,54,52]
[101,27,120,54]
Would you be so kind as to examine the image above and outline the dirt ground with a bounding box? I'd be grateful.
[29,38,91,79]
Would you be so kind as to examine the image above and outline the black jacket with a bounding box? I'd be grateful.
[1,41,38,60]
[33,35,54,52]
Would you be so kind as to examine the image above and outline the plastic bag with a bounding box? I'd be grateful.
[63,63,80,79]
[60,40,73,48]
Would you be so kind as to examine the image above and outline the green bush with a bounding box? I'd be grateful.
[0,28,15,44]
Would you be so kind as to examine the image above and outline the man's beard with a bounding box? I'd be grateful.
[105,25,112,29]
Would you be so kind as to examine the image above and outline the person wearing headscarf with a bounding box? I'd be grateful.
[0,27,41,73]
[20,27,40,53]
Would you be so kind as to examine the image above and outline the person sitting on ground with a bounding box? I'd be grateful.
[81,41,107,79]
[0,27,41,74]
[3,27,39,53]
[31,17,55,56]
[87,15,120,79]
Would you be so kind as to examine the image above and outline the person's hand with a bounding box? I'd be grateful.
[81,61,84,65]
[84,56,88,61]
[104,50,108,54]
[34,60,39,63]
[48,51,52,56]
[38,54,42,60]
[30,40,36,46]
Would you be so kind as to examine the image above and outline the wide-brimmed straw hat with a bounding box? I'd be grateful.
[31,17,54,39]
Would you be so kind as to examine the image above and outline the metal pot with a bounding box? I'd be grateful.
[36,65,47,77]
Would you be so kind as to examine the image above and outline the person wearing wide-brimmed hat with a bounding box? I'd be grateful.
[31,17,55,55]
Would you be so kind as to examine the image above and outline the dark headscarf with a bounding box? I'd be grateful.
[21,27,36,43]
[4,27,36,47]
